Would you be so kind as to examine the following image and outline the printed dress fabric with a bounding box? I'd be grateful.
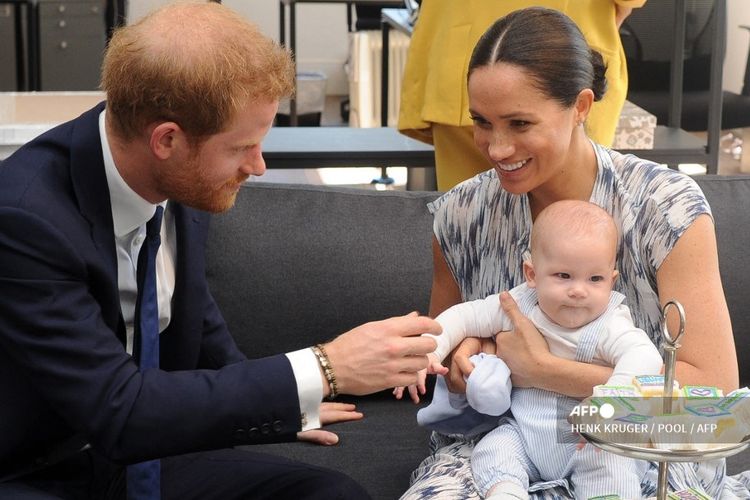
[400,142,750,499]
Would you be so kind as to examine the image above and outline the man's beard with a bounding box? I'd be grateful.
[156,156,248,213]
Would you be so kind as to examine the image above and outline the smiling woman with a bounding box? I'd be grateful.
[401,6,746,500]
[466,63,597,208]
[397,0,644,191]
[464,6,605,210]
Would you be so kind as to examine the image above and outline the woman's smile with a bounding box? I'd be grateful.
[496,158,530,172]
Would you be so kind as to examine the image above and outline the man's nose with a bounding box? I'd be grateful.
[241,147,266,176]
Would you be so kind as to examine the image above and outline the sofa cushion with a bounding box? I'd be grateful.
[207,177,750,383]
[205,182,439,498]
[206,182,440,357]
[691,176,750,475]
[694,175,750,387]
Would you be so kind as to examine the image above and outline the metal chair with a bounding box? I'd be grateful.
[621,1,750,134]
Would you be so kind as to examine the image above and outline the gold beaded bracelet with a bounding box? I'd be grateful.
[312,343,338,399]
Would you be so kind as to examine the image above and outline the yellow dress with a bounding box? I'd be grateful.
[397,0,647,190]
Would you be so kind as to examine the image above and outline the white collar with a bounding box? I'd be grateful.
[99,109,165,236]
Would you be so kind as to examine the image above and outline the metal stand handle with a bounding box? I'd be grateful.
[656,300,686,500]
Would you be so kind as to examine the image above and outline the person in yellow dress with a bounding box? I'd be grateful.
[397,0,647,190]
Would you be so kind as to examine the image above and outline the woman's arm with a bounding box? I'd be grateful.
[429,236,462,317]
[655,214,738,393]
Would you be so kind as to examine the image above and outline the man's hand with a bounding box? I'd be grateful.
[393,352,448,403]
[323,312,442,396]
[297,402,363,445]
[494,292,551,388]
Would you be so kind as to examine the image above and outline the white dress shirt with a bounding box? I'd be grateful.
[98,110,322,430]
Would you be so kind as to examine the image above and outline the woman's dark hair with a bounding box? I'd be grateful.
[468,7,607,107]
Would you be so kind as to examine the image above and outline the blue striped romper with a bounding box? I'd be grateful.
[469,285,648,499]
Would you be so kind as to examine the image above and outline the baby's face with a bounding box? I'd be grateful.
[527,234,617,329]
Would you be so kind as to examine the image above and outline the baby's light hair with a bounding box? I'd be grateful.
[530,200,618,262]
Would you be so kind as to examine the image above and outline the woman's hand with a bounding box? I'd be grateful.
[615,5,633,28]
[494,292,551,388]
[297,402,363,445]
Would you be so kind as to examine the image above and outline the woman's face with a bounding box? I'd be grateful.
[468,63,582,196]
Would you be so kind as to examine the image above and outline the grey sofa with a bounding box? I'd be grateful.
[205,176,750,499]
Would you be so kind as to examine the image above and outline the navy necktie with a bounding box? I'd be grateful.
[127,205,163,500]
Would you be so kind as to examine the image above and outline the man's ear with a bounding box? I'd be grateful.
[149,122,183,160]
[523,260,537,288]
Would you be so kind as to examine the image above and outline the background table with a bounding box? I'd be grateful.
[263,126,436,190]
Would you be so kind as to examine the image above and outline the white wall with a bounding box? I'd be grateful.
[725,0,750,93]
[127,0,351,95]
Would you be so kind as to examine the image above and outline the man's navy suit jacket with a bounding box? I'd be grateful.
[0,103,301,475]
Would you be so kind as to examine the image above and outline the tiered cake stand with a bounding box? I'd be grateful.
[580,301,749,500]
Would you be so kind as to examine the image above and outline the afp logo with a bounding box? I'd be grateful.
[569,402,615,420]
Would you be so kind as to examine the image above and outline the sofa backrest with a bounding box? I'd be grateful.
[694,175,750,386]
[207,176,750,385]
[206,182,439,358]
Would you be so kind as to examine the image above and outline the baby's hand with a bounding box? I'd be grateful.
[426,352,448,376]
[392,354,448,404]
[393,367,427,404]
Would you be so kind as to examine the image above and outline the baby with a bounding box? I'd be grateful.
[399,200,663,500]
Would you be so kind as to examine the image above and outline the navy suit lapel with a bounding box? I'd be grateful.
[160,202,205,369]
[68,102,126,343]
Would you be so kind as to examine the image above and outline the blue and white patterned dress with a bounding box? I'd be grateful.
[401,143,750,499]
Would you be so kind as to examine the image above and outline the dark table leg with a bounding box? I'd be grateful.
[380,19,389,127]
[28,0,39,90]
[290,2,298,126]
[13,2,26,91]
[372,18,394,187]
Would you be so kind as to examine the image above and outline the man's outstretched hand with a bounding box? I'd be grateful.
[324,312,442,396]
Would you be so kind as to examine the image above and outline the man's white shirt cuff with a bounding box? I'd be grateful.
[285,348,323,430]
